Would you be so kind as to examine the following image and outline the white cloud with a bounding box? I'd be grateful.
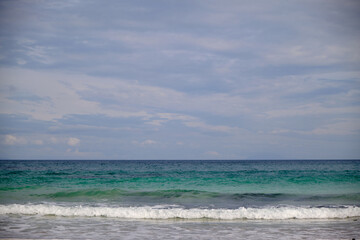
[3,135,27,145]
[4,135,17,145]
[68,137,80,146]
[2,135,52,146]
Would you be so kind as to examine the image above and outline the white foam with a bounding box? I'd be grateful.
[0,204,359,220]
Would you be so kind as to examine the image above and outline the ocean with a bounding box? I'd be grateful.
[0,160,359,239]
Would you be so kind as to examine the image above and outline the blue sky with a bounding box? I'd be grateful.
[0,0,359,159]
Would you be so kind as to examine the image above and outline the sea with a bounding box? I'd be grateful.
[0,160,359,239]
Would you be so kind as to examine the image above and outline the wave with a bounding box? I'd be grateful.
[34,189,239,199]
[1,204,359,220]
[31,189,360,202]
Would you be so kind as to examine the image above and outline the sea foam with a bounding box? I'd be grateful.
[1,204,359,220]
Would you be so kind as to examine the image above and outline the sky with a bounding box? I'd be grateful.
[0,0,359,160]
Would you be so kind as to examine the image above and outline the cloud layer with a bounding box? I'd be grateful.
[0,0,359,159]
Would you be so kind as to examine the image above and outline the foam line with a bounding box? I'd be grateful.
[1,204,359,220]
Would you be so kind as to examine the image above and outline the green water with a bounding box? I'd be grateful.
[1,160,359,208]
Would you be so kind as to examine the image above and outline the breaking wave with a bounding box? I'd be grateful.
[1,204,359,220]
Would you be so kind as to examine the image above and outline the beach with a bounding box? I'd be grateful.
[1,216,359,239]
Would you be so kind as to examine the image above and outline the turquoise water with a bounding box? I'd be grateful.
[1,160,359,208]
[1,160,360,239]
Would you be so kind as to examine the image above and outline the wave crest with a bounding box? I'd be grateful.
[1,204,359,220]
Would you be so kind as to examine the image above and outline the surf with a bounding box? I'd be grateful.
[1,204,359,220]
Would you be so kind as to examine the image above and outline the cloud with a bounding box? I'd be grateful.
[33,139,43,145]
[265,104,359,119]
[50,137,58,144]
[16,59,27,65]
[265,44,359,66]
[105,30,241,51]
[205,151,220,157]
[132,140,157,146]
[2,135,73,146]
[309,122,359,135]
[142,139,156,145]
[270,118,360,136]
[0,68,247,122]
[3,135,27,145]
[0,0,359,159]
[4,135,17,145]
[0,68,154,121]
[67,137,80,146]
[184,121,239,133]
[145,119,168,126]
[302,119,360,136]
